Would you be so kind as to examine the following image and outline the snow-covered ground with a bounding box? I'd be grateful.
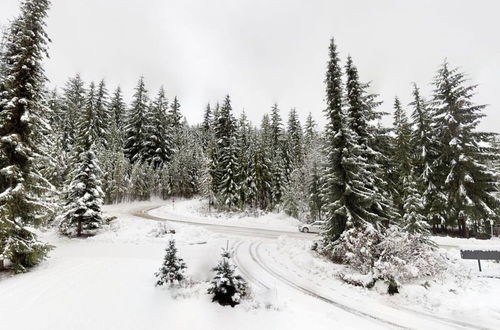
[149,197,301,232]
[1,199,499,330]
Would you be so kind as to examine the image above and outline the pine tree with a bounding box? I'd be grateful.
[429,61,500,235]
[109,86,126,142]
[59,78,104,237]
[125,77,149,163]
[155,239,187,287]
[61,74,86,152]
[94,79,111,147]
[211,96,239,209]
[143,87,173,168]
[287,108,304,165]
[235,111,253,207]
[391,97,413,215]
[0,0,53,273]
[321,39,388,245]
[401,171,429,234]
[409,83,435,222]
[304,112,318,148]
[207,249,247,307]
[169,96,182,128]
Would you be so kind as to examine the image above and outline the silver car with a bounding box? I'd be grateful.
[298,221,324,233]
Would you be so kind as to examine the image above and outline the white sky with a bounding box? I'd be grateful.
[1,0,499,131]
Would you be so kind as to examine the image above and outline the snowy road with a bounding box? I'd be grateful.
[136,204,494,330]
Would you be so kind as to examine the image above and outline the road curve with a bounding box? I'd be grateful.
[133,205,492,330]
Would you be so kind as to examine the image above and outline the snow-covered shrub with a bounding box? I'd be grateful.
[325,224,382,275]
[150,222,175,238]
[324,224,447,292]
[207,249,248,307]
[155,239,187,287]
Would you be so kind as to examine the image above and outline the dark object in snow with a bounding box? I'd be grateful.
[208,249,247,307]
[460,249,500,272]
[155,239,187,286]
[387,278,399,295]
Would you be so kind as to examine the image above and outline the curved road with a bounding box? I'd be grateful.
[133,205,492,330]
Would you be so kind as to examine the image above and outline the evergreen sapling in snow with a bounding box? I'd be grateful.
[208,248,247,307]
[155,239,187,287]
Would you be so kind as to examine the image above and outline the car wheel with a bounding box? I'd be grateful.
[302,227,309,233]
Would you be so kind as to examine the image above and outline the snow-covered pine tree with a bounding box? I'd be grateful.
[59,79,104,237]
[213,96,240,209]
[251,119,273,210]
[429,61,500,235]
[61,74,86,153]
[109,86,126,141]
[320,39,388,246]
[94,80,111,147]
[287,108,304,165]
[270,103,283,155]
[391,97,413,216]
[344,56,392,222]
[125,77,149,163]
[235,111,253,208]
[169,96,182,129]
[202,103,212,134]
[401,170,429,234]
[207,248,248,307]
[303,112,318,148]
[0,0,54,272]
[143,87,173,169]
[409,83,435,223]
[155,239,187,287]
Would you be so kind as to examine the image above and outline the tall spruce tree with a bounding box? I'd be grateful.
[213,96,239,209]
[61,74,86,152]
[59,79,104,237]
[287,108,304,165]
[391,97,413,215]
[143,87,173,168]
[94,80,111,147]
[125,77,149,163]
[169,96,182,128]
[321,39,387,245]
[429,61,500,235]
[0,0,53,272]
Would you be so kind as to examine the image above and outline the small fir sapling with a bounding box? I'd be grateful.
[207,248,247,307]
[155,239,187,287]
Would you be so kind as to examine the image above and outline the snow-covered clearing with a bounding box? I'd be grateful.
[0,199,499,330]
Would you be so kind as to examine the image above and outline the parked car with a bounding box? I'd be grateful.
[298,221,324,233]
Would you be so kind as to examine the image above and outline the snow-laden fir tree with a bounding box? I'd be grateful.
[344,56,392,222]
[125,77,149,163]
[169,96,182,129]
[320,39,389,247]
[391,97,413,216]
[401,170,429,234]
[94,80,111,147]
[59,80,104,237]
[251,131,273,210]
[143,87,173,168]
[109,86,126,143]
[155,239,187,287]
[235,111,254,207]
[207,248,248,307]
[429,61,500,235]
[212,95,240,209]
[303,112,318,149]
[61,74,86,152]
[287,108,304,165]
[0,0,54,273]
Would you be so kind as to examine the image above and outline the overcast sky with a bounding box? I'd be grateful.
[1,0,499,131]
